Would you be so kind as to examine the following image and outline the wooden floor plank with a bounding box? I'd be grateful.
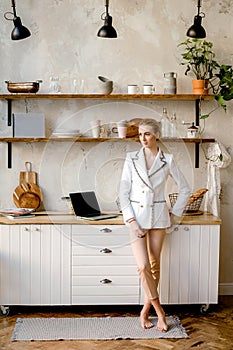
[0,296,232,350]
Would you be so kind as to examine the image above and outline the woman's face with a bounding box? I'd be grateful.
[138,125,158,148]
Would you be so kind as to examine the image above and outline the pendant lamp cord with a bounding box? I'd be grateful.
[11,0,17,17]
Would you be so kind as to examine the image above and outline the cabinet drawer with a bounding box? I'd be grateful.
[73,255,135,266]
[72,234,130,249]
[72,285,139,297]
[72,225,127,235]
[72,244,132,256]
[72,265,137,276]
[72,275,139,286]
[72,283,140,305]
[72,295,139,305]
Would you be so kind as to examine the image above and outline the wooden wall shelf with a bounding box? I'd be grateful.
[0,137,215,143]
[0,93,215,100]
[0,94,216,168]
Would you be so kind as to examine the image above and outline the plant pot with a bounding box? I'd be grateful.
[192,80,209,95]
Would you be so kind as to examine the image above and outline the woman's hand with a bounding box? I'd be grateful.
[128,220,146,238]
[170,213,181,226]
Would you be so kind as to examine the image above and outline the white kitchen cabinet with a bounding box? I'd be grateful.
[0,224,71,305]
[71,225,140,305]
[0,218,220,308]
[149,224,220,305]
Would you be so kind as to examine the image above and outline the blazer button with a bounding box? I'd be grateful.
[140,205,144,208]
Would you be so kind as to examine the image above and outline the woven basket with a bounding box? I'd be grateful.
[169,193,204,213]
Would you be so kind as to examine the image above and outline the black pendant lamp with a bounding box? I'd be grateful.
[97,0,117,38]
[4,0,31,40]
[187,0,206,39]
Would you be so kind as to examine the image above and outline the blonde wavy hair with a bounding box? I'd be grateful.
[139,118,161,136]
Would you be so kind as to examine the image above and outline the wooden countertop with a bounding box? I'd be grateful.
[0,211,221,225]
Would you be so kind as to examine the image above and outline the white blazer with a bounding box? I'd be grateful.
[119,148,191,229]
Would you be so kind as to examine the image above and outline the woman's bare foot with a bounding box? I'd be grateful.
[151,298,168,332]
[156,313,168,333]
[140,303,154,329]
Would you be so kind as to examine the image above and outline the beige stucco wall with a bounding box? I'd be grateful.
[0,0,232,294]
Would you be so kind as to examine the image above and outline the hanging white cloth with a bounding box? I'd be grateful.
[204,163,221,216]
[204,141,231,216]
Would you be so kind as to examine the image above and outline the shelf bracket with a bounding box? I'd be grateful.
[7,99,12,126]
[195,99,200,127]
[195,142,200,168]
[195,99,200,168]
[7,142,12,168]
[7,99,12,168]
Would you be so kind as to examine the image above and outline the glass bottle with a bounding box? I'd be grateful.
[160,107,170,137]
[49,76,61,93]
[170,112,177,137]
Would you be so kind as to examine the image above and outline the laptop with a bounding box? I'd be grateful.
[69,191,118,221]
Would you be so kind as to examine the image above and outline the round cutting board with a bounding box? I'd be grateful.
[13,191,40,209]
[13,182,43,209]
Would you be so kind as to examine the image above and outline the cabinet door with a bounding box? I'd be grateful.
[159,224,220,305]
[0,224,71,305]
[140,224,220,305]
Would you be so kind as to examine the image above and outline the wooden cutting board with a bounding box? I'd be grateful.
[14,162,43,209]
[19,161,37,184]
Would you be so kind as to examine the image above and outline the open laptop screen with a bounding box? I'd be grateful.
[69,191,101,217]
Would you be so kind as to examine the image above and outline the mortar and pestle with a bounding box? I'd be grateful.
[98,76,113,95]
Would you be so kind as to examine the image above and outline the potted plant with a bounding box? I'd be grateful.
[178,38,219,94]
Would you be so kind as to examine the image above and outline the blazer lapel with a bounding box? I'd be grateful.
[147,149,167,178]
[131,148,152,189]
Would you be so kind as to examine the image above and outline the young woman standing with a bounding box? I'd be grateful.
[119,119,190,331]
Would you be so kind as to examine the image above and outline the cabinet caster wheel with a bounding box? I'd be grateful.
[200,304,210,314]
[0,305,10,316]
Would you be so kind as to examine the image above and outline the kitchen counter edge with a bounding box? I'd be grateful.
[0,211,222,225]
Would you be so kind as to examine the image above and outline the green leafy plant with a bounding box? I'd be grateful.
[201,65,233,119]
[178,38,233,119]
[211,65,233,109]
[178,38,219,80]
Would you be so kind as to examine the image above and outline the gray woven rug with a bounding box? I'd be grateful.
[11,316,188,341]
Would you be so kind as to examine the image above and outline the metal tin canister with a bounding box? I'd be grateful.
[164,72,177,94]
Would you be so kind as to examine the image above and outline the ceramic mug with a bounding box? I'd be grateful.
[143,84,155,94]
[117,120,128,138]
[128,85,139,94]
[117,126,128,138]
[90,120,101,138]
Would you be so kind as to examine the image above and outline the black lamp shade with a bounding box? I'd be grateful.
[97,15,117,38]
[11,16,31,40]
[187,15,206,38]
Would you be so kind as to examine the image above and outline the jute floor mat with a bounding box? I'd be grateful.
[11,315,188,341]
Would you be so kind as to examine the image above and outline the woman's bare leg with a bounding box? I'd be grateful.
[129,232,157,328]
[148,229,168,331]
[129,229,167,330]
